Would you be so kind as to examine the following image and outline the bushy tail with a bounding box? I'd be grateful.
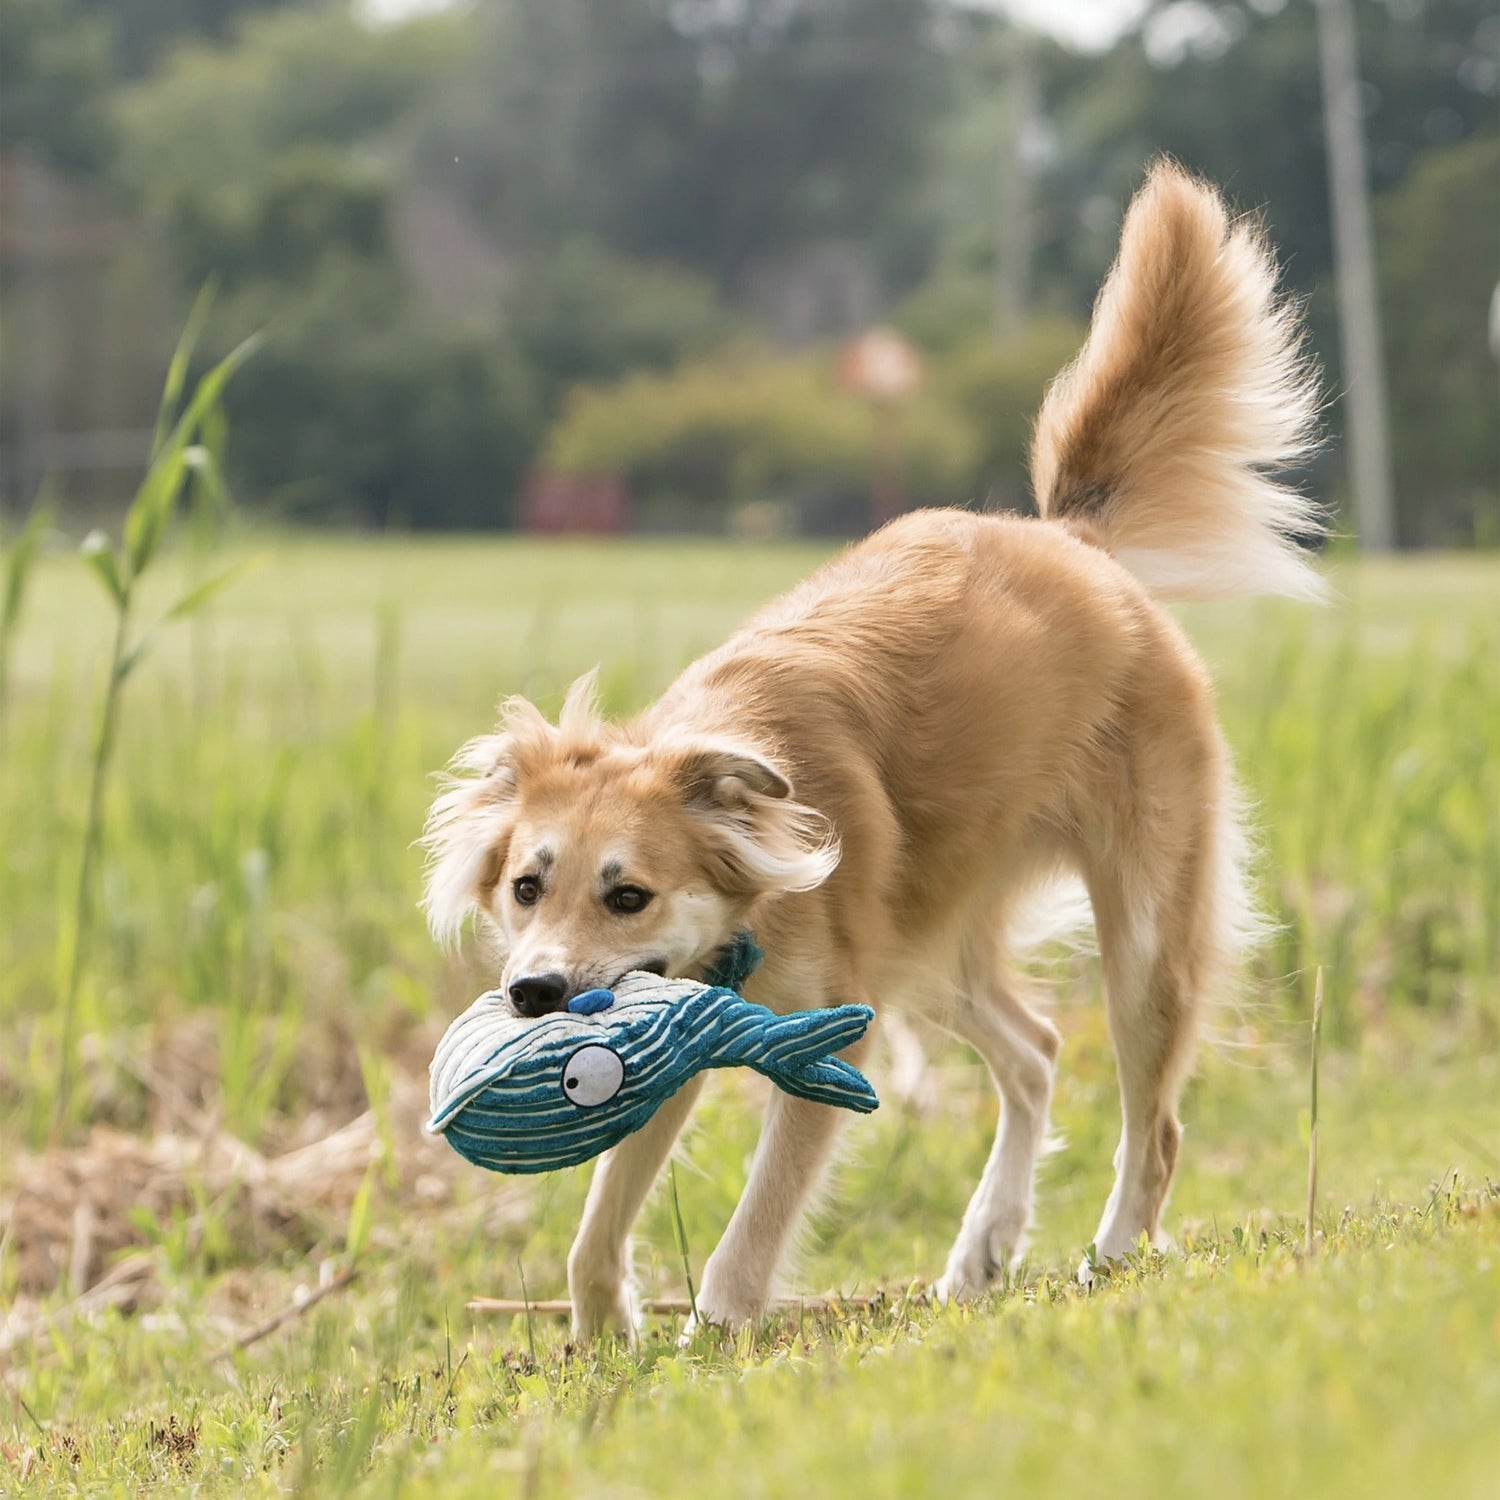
[1031,160,1325,602]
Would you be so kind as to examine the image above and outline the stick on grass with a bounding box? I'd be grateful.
[208,1266,358,1362]
[467,1293,896,1318]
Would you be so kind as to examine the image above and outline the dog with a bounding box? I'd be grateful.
[422,161,1323,1338]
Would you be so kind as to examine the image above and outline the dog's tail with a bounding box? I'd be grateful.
[1031,160,1325,602]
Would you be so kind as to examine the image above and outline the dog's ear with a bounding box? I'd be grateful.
[421,696,554,947]
[672,742,794,803]
[658,738,840,900]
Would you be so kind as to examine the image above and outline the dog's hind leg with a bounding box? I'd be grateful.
[1079,750,1246,1275]
[936,936,1061,1301]
[569,1075,705,1341]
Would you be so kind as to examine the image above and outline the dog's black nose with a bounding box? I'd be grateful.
[509,973,570,1017]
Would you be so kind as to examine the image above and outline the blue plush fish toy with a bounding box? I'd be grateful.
[426,936,878,1175]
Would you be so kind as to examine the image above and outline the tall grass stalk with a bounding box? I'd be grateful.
[1305,966,1325,1254]
[52,296,258,1137]
[0,493,53,738]
[518,1259,537,1366]
[668,1160,700,1326]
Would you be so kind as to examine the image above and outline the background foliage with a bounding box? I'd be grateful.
[1,0,1495,541]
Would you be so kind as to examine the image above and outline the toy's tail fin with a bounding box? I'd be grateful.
[758,1005,874,1068]
[747,1004,878,1113]
[775,1058,880,1114]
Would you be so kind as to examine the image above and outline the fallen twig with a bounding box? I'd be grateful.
[0,1251,155,1362]
[209,1266,359,1361]
[467,1291,904,1319]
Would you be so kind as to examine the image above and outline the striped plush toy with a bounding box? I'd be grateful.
[426,935,878,1175]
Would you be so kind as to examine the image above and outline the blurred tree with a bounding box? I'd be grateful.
[544,352,976,528]
[423,0,944,295]
[168,149,391,290]
[505,240,741,409]
[115,4,461,198]
[220,260,541,528]
[662,0,944,285]
[0,0,117,173]
[77,0,302,77]
[1036,0,1498,303]
[928,317,1088,511]
[1375,132,1500,543]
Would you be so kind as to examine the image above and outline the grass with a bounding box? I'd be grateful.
[1,534,1498,1497]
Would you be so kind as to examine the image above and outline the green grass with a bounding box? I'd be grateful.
[2,535,1498,1496]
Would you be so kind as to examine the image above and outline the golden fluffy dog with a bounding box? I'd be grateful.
[423,162,1323,1337]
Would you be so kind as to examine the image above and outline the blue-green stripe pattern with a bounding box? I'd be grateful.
[427,975,878,1175]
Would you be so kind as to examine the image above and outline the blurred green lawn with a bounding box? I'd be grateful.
[2,536,1497,1497]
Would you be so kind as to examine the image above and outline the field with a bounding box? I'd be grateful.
[2,535,1497,1497]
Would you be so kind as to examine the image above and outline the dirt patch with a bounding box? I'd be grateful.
[1,1066,485,1299]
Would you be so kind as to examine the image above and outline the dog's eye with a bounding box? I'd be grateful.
[606,886,653,915]
[513,876,542,906]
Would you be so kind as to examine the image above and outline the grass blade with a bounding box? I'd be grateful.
[2,493,52,637]
[0,494,54,730]
[668,1160,700,1327]
[151,279,218,460]
[79,530,126,608]
[126,330,262,577]
[1305,966,1324,1254]
[164,555,258,622]
[517,1258,536,1365]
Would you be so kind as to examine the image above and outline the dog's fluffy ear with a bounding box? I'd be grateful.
[658,737,840,900]
[421,696,553,947]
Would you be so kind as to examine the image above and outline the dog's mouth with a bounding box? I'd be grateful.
[622,956,668,983]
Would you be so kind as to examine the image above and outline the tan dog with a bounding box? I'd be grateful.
[423,162,1323,1337]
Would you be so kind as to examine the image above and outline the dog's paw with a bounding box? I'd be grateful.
[570,1281,639,1343]
[693,1261,770,1332]
[934,1251,1000,1305]
[567,1259,639,1344]
[936,1218,1024,1303]
[675,1307,724,1348]
[1077,1229,1174,1288]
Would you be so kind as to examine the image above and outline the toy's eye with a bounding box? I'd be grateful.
[513,876,541,906]
[561,1045,624,1107]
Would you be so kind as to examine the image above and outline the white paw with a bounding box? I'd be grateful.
[1078,1228,1174,1286]
[937,1216,1025,1302]
[694,1260,770,1332]
[568,1261,639,1343]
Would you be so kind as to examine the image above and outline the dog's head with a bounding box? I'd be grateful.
[421,673,838,1013]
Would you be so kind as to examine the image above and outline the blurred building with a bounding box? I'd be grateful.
[0,152,168,516]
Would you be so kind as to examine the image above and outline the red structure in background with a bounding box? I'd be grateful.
[520,473,630,534]
[836,327,923,530]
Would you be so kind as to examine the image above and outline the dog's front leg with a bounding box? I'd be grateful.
[695,1082,853,1328]
[569,1075,705,1342]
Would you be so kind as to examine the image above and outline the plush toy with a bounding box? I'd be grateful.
[426,935,878,1174]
